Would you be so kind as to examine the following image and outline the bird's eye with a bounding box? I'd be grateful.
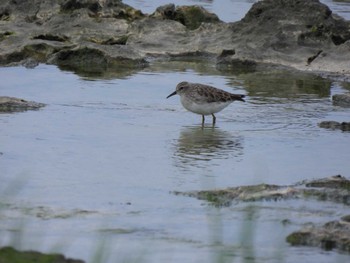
[179,86,184,90]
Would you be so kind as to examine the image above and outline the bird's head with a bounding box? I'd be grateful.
[166,81,189,98]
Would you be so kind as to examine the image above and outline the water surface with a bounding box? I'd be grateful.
[2,1,350,262]
[1,60,350,262]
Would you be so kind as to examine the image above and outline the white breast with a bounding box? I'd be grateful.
[180,96,232,115]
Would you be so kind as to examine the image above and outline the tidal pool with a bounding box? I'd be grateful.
[0,60,349,262]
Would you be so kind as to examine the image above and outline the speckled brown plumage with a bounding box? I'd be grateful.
[176,82,245,103]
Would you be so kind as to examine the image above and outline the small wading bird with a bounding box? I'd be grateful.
[166,81,245,124]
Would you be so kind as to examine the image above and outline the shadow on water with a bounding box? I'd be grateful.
[238,70,332,99]
[172,125,244,171]
[56,57,333,103]
[57,57,220,80]
[56,64,146,80]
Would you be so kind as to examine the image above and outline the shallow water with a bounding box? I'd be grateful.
[1,60,350,262]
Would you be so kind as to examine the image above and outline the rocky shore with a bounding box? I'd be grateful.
[174,175,350,253]
[0,0,349,78]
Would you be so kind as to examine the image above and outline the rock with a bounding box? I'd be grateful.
[152,4,176,19]
[49,44,147,75]
[174,184,298,206]
[21,58,40,69]
[0,246,84,263]
[305,175,350,188]
[173,5,221,30]
[175,175,350,253]
[60,0,103,13]
[0,31,13,41]
[151,4,221,30]
[302,175,350,205]
[0,0,144,72]
[319,121,350,131]
[0,96,45,112]
[127,17,189,56]
[0,0,350,76]
[174,175,350,206]
[217,0,350,74]
[341,214,350,224]
[286,219,350,252]
[332,93,350,107]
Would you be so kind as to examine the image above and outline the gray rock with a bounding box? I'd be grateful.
[0,96,45,112]
[286,219,350,252]
[152,4,176,20]
[0,0,144,74]
[151,4,220,30]
[0,0,350,77]
[174,184,298,206]
[173,5,221,30]
[174,175,350,206]
[305,174,350,188]
[319,121,350,131]
[217,0,350,75]
[49,44,147,74]
[332,93,350,107]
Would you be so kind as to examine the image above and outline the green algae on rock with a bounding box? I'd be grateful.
[0,247,84,263]
[174,184,298,206]
[174,175,350,206]
[286,219,350,253]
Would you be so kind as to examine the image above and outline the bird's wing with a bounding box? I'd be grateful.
[195,84,244,103]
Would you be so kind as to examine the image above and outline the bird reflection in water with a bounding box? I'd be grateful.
[173,125,244,171]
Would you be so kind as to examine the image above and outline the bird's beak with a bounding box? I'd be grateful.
[166,91,177,99]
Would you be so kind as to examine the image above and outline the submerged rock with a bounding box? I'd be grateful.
[332,93,350,107]
[175,175,350,206]
[0,246,84,263]
[286,219,350,252]
[305,174,350,188]
[301,175,350,205]
[0,96,45,112]
[175,175,350,253]
[319,121,350,131]
[174,184,298,206]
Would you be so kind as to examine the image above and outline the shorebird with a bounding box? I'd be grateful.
[167,81,245,124]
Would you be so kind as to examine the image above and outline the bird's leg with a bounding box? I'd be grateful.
[212,114,216,125]
[202,115,205,125]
